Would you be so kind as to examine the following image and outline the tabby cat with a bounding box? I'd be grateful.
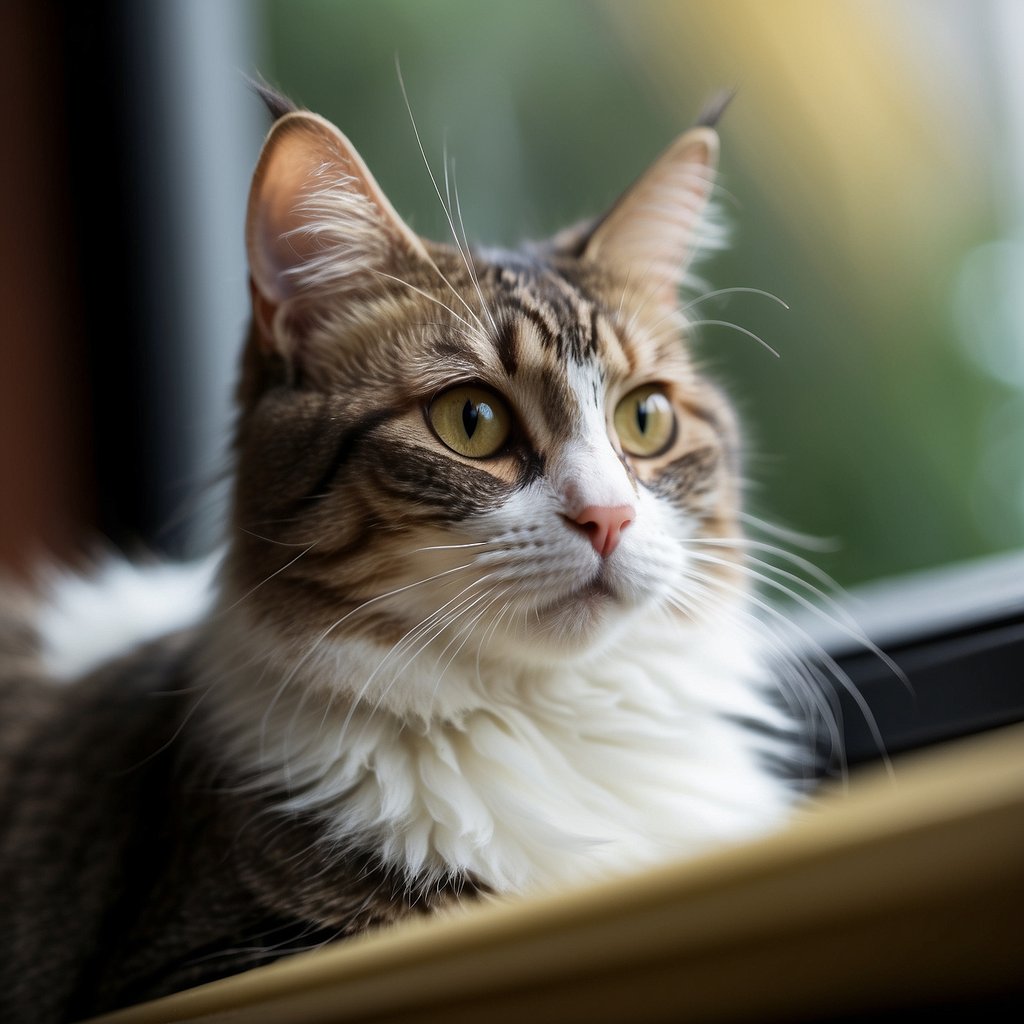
[0,86,803,1022]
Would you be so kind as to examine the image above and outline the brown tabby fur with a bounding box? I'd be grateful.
[0,87,753,1022]
[226,247,742,657]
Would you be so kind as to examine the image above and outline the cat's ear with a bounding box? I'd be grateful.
[577,127,719,303]
[246,111,428,348]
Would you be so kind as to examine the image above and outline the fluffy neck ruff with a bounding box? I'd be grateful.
[199,603,796,896]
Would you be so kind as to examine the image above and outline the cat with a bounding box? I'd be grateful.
[0,84,807,1022]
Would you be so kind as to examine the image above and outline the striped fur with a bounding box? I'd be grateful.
[227,249,741,660]
[0,98,804,1021]
[205,103,798,892]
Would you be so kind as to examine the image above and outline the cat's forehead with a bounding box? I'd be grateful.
[418,250,694,386]
[303,245,697,434]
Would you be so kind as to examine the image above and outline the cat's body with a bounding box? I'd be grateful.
[0,90,805,1021]
[1,603,465,1020]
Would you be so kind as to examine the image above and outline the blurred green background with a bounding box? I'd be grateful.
[256,0,1023,588]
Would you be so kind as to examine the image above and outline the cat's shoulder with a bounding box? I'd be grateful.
[0,553,218,792]
[32,551,220,680]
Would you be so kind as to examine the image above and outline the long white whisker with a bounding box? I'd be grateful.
[385,576,500,682]
[679,286,789,313]
[369,269,476,332]
[684,569,893,776]
[394,58,487,334]
[665,581,844,777]
[348,579,507,751]
[238,528,313,548]
[219,543,316,615]
[450,157,498,335]
[733,551,855,620]
[682,319,780,358]
[258,560,482,742]
[739,512,838,552]
[688,548,909,696]
[332,575,498,751]
[691,536,845,596]
[433,585,511,693]
[689,550,874,656]
[413,539,497,554]
[475,583,522,682]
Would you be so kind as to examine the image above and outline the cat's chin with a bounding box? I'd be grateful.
[493,580,647,662]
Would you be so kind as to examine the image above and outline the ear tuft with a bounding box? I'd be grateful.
[247,74,300,122]
[695,88,736,129]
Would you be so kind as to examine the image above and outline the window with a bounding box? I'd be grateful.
[8,0,1022,761]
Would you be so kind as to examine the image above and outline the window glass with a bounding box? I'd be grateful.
[259,0,1023,588]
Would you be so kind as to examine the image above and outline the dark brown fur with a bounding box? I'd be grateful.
[0,630,471,1022]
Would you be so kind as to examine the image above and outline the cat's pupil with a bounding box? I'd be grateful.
[636,400,649,435]
[462,400,479,438]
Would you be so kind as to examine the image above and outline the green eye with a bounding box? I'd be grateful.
[429,385,512,458]
[614,385,676,457]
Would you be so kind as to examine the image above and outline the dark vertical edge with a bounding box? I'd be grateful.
[56,0,164,554]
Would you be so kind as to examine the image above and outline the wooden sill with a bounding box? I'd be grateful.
[87,722,1024,1024]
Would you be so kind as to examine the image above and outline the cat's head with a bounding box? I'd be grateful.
[226,95,745,710]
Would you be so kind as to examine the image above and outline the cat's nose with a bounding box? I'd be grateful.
[568,505,635,558]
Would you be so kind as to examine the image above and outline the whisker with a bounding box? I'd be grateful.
[346,580,507,750]
[413,539,497,553]
[686,548,874,658]
[369,269,476,332]
[335,572,501,750]
[689,548,912,713]
[219,543,317,615]
[427,584,510,703]
[681,319,780,358]
[238,528,314,548]
[687,535,901,682]
[450,157,499,334]
[682,568,893,776]
[374,576,498,686]
[665,581,844,778]
[257,560,482,743]
[740,513,839,552]
[691,536,845,597]
[394,58,488,335]
[679,286,789,312]
[475,583,521,681]
[399,581,501,680]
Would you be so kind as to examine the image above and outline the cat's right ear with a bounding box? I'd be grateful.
[246,112,428,353]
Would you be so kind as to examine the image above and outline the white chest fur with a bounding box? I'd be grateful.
[34,556,796,893]
[202,609,795,895]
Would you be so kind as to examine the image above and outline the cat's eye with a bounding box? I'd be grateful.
[614,385,676,457]
[428,385,512,459]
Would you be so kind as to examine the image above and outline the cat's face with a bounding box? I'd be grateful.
[227,107,742,699]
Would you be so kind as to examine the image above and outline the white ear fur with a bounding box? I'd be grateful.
[245,112,428,315]
[582,127,719,296]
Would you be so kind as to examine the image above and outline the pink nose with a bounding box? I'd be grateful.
[568,505,635,558]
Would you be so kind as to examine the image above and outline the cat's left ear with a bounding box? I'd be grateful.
[575,126,719,303]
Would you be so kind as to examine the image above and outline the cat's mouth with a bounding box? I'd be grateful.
[535,573,617,619]
[575,577,615,603]
[507,571,636,655]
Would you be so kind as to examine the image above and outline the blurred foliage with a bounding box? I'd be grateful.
[259,0,1022,587]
